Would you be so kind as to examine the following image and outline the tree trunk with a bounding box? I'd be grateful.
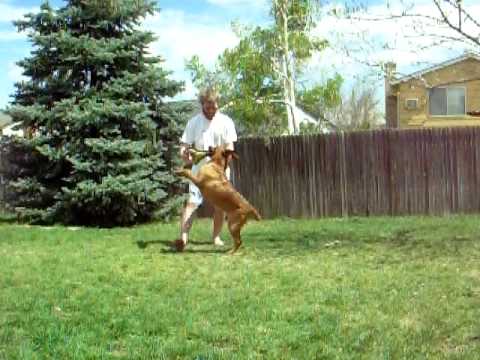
[277,0,298,134]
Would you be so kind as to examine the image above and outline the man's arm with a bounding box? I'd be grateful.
[180,116,195,164]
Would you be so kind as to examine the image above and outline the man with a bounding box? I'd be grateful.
[178,87,237,249]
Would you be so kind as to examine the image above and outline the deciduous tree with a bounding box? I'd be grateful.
[186,0,341,136]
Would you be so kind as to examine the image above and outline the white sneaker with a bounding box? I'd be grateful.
[213,237,225,246]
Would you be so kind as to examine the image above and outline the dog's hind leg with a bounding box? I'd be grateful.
[227,211,247,255]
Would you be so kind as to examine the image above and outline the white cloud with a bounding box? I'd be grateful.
[323,1,480,69]
[301,1,480,108]
[143,1,480,104]
[143,9,240,99]
[139,1,480,104]
[4,0,478,110]
[0,3,38,23]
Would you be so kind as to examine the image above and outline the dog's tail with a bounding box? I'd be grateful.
[248,207,262,221]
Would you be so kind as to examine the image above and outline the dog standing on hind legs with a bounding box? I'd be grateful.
[175,145,261,254]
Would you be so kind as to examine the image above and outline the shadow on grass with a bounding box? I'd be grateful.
[136,240,171,249]
[244,226,478,258]
[136,239,229,255]
[135,222,479,259]
[160,247,229,255]
[0,212,18,224]
[135,231,381,257]
[246,230,354,250]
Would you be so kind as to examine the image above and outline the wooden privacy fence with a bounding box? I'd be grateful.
[0,152,5,210]
[0,176,4,210]
[215,127,480,219]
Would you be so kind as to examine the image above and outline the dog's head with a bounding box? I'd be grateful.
[209,145,239,170]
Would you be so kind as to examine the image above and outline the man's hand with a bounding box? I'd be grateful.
[180,145,192,165]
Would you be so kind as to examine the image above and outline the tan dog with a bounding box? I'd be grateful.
[175,145,261,254]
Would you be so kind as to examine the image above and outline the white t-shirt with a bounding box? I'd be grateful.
[181,111,237,175]
[181,111,237,151]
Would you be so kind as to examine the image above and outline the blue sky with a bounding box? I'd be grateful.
[0,0,479,111]
[0,0,272,108]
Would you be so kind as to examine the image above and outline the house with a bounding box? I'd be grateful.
[1,122,24,137]
[0,112,27,137]
[0,112,13,136]
[293,106,335,134]
[385,52,480,128]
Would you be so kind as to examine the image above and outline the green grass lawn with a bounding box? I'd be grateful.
[1,215,480,359]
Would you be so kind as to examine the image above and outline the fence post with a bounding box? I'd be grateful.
[340,131,348,217]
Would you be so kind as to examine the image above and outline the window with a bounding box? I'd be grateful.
[405,99,418,110]
[429,87,465,116]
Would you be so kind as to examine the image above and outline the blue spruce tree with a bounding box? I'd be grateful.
[4,0,184,226]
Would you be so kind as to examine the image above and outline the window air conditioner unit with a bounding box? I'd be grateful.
[405,99,418,110]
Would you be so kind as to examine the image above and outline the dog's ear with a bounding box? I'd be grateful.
[224,149,239,160]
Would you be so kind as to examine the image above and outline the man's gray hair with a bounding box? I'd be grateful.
[198,87,220,104]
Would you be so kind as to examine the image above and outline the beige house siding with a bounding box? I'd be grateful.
[388,57,480,128]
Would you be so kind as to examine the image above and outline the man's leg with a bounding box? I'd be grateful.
[212,206,225,246]
[180,202,198,244]
[179,183,202,246]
